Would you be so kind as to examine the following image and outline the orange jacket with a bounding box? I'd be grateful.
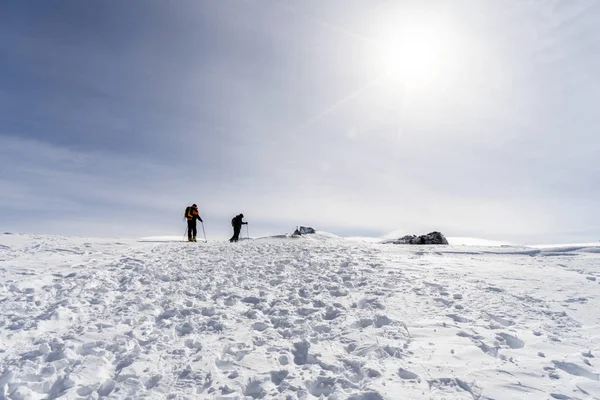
[186,206,202,222]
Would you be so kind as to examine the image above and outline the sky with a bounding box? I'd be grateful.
[1,0,599,244]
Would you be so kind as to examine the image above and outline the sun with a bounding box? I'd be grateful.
[367,7,461,91]
[377,22,446,85]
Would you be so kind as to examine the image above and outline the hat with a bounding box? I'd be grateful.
[240,213,244,218]
[192,204,197,208]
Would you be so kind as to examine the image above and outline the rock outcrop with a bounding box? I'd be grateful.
[390,231,448,245]
[292,226,316,237]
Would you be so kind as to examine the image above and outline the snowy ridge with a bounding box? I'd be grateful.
[1,234,600,399]
[138,236,188,243]
[445,237,512,247]
[248,230,341,242]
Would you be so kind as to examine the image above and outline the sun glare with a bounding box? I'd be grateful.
[367,7,461,92]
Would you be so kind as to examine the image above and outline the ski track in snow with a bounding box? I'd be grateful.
[1,234,599,399]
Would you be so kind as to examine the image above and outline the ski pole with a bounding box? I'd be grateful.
[246,224,250,241]
[201,222,207,243]
[183,227,188,242]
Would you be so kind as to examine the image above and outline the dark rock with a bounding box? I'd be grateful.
[292,226,316,236]
[390,231,448,245]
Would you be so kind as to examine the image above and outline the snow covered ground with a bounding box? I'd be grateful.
[1,233,599,399]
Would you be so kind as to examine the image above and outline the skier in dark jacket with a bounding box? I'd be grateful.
[185,204,203,242]
[229,214,247,242]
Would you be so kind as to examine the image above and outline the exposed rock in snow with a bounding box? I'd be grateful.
[249,226,321,240]
[255,226,332,240]
[292,225,316,236]
[388,231,449,245]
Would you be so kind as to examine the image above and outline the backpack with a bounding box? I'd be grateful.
[184,207,191,219]
[231,217,236,227]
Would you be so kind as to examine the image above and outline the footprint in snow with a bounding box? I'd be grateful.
[144,374,162,390]
[428,378,480,398]
[269,370,289,385]
[357,298,385,310]
[496,333,525,349]
[564,297,587,304]
[488,314,515,327]
[434,297,453,307]
[347,392,385,400]
[251,321,269,331]
[243,379,266,399]
[582,350,594,358]
[398,368,419,380]
[550,394,574,399]
[241,296,262,305]
[552,361,600,381]
[446,314,471,323]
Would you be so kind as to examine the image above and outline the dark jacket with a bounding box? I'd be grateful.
[231,215,247,229]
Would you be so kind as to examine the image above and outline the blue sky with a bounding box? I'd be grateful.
[1,0,599,243]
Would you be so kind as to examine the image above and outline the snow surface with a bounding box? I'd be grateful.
[1,233,600,399]
[445,237,512,247]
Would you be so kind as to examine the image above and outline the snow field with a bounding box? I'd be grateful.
[1,234,599,399]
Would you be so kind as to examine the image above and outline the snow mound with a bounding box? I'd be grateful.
[255,227,340,241]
